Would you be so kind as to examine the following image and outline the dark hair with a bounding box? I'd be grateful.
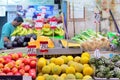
[14,16,24,22]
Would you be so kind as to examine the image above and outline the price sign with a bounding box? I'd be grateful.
[35,20,43,29]
[40,41,48,53]
[94,49,101,58]
[27,45,36,56]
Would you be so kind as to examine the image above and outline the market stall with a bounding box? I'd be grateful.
[0,0,120,80]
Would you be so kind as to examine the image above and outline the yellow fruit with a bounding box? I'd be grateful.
[61,56,68,64]
[65,74,76,80]
[83,67,94,76]
[60,73,67,79]
[61,64,69,73]
[53,75,59,79]
[81,52,90,59]
[36,76,45,80]
[74,63,83,73]
[74,56,81,63]
[83,64,90,68]
[43,74,49,78]
[42,66,51,74]
[37,72,43,76]
[80,57,89,64]
[48,63,55,69]
[54,57,64,65]
[50,57,56,63]
[66,66,75,74]
[67,56,73,61]
[68,61,75,66]
[37,59,46,68]
[75,72,83,79]
[52,65,62,75]
[39,57,47,64]
[83,75,92,79]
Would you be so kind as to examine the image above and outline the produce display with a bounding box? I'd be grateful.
[90,54,120,79]
[0,52,37,80]
[71,29,110,51]
[11,24,64,37]
[36,52,94,80]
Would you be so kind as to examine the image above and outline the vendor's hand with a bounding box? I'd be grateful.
[4,37,10,42]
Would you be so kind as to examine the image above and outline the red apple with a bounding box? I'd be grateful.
[24,65,30,72]
[30,60,36,68]
[3,67,10,73]
[15,59,23,68]
[19,68,25,75]
[23,58,30,65]
[0,63,4,68]
[29,69,36,79]
[30,57,37,62]
[12,67,18,74]
[11,53,19,60]
[16,63,24,69]
[17,52,23,58]
[7,72,13,75]
[0,68,3,73]
[0,72,6,75]
[15,72,21,75]
[0,57,5,63]
[7,62,15,69]
[4,58,12,64]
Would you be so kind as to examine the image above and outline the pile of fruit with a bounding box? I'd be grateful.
[90,54,120,79]
[71,29,110,51]
[0,52,37,80]
[36,52,94,80]
[11,24,64,37]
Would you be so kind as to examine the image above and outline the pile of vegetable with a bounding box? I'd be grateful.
[90,55,120,79]
[71,29,110,51]
[107,32,120,50]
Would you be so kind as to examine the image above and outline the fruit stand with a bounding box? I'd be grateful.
[1,0,120,80]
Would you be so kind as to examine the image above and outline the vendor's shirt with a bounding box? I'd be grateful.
[0,23,15,49]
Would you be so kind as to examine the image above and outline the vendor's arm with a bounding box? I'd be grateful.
[1,23,11,42]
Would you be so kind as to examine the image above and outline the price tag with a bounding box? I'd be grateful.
[50,21,57,29]
[27,45,36,56]
[35,22,43,29]
[40,41,48,53]
[94,49,101,58]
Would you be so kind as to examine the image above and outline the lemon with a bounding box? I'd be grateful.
[36,76,45,80]
[83,75,92,79]
[66,66,75,74]
[37,59,46,68]
[50,57,56,63]
[83,64,90,68]
[81,52,90,59]
[80,56,89,64]
[60,73,67,79]
[67,56,73,61]
[83,67,94,76]
[74,56,81,63]
[75,72,83,79]
[54,57,64,65]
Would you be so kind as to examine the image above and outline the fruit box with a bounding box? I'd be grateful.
[0,75,32,80]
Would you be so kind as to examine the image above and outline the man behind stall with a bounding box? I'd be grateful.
[0,16,23,49]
